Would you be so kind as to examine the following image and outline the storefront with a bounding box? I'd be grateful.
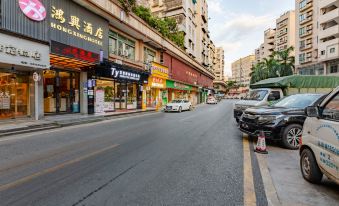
[166,80,197,104]
[144,62,169,109]
[0,32,50,120]
[44,0,109,115]
[90,62,148,113]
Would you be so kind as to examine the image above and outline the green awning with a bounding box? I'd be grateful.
[250,75,339,89]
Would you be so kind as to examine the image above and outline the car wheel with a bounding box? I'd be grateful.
[300,148,323,184]
[178,107,182,113]
[282,124,303,150]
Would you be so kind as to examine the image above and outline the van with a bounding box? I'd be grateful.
[300,86,339,184]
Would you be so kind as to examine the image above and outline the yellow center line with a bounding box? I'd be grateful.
[243,134,257,206]
[0,144,119,192]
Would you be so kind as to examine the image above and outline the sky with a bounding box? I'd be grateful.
[208,0,295,77]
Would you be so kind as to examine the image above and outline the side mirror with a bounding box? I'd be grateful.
[306,106,320,118]
[267,94,276,101]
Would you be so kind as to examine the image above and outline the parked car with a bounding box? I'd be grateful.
[234,88,283,123]
[300,87,339,185]
[165,99,192,112]
[239,93,325,150]
[207,96,218,104]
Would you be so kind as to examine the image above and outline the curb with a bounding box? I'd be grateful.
[0,110,157,138]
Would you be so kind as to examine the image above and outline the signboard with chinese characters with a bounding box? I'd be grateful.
[50,0,109,58]
[151,62,169,79]
[166,80,192,91]
[0,33,50,69]
[149,77,165,88]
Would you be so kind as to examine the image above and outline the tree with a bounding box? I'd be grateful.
[272,46,295,76]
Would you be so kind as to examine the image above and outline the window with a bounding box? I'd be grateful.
[299,13,306,22]
[299,27,306,36]
[300,40,305,48]
[269,91,281,101]
[299,0,306,9]
[330,65,338,73]
[299,53,305,62]
[323,93,339,121]
[144,47,156,63]
[330,48,335,53]
[109,31,135,60]
[321,50,325,55]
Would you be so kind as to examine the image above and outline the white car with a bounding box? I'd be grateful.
[300,86,339,185]
[165,100,192,112]
[207,97,217,104]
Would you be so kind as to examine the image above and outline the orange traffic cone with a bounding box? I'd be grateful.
[255,130,268,154]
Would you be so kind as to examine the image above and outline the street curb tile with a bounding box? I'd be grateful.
[252,140,282,206]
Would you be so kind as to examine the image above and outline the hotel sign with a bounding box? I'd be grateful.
[0,33,50,69]
[50,0,108,58]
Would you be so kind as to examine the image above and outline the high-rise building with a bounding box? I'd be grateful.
[149,0,210,67]
[231,55,256,86]
[275,10,296,54]
[295,0,323,75]
[255,28,276,62]
[214,47,225,81]
[318,0,339,75]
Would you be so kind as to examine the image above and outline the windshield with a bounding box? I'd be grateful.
[171,100,182,103]
[247,90,268,101]
[273,94,322,108]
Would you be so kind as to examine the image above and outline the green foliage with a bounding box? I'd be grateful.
[118,0,136,13]
[250,46,295,84]
[132,5,185,49]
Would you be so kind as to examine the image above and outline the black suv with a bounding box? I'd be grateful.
[239,93,326,150]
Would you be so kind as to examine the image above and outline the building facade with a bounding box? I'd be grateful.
[213,47,226,94]
[318,0,339,75]
[295,0,323,75]
[275,10,296,54]
[231,55,255,87]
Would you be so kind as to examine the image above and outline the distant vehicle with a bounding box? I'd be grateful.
[300,86,339,185]
[207,96,218,104]
[239,93,325,150]
[165,99,192,112]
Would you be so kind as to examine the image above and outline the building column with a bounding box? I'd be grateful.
[80,72,88,114]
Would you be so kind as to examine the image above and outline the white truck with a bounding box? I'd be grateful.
[300,86,339,185]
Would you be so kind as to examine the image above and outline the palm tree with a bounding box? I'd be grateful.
[272,46,295,76]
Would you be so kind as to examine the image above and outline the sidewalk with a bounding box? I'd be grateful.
[0,109,156,137]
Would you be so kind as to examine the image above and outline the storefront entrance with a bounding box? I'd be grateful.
[0,71,30,119]
[43,69,80,114]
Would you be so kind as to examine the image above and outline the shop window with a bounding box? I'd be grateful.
[0,72,29,119]
[109,31,135,61]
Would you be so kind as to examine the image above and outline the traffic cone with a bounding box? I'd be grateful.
[255,130,268,154]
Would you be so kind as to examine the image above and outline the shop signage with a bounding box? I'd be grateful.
[19,0,46,21]
[50,0,109,58]
[151,62,169,79]
[0,33,50,69]
[111,67,141,81]
[51,41,99,63]
[166,80,192,91]
[150,77,165,88]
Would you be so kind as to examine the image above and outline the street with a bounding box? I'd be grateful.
[0,100,337,206]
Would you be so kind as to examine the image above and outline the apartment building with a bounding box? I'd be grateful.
[149,0,210,65]
[209,40,216,72]
[231,55,256,86]
[275,10,296,54]
[318,0,339,75]
[255,28,276,62]
[214,47,225,81]
[295,0,324,75]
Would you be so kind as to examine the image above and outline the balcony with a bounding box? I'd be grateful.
[319,0,339,9]
[277,21,287,29]
[319,8,339,25]
[300,30,313,38]
[300,44,313,51]
[319,38,339,61]
[277,30,288,37]
[164,0,184,11]
[300,1,313,12]
[319,24,339,40]
[300,16,313,25]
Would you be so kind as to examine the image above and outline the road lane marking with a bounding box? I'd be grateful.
[0,144,119,192]
[243,134,257,206]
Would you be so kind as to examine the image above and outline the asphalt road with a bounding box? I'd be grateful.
[0,100,267,206]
